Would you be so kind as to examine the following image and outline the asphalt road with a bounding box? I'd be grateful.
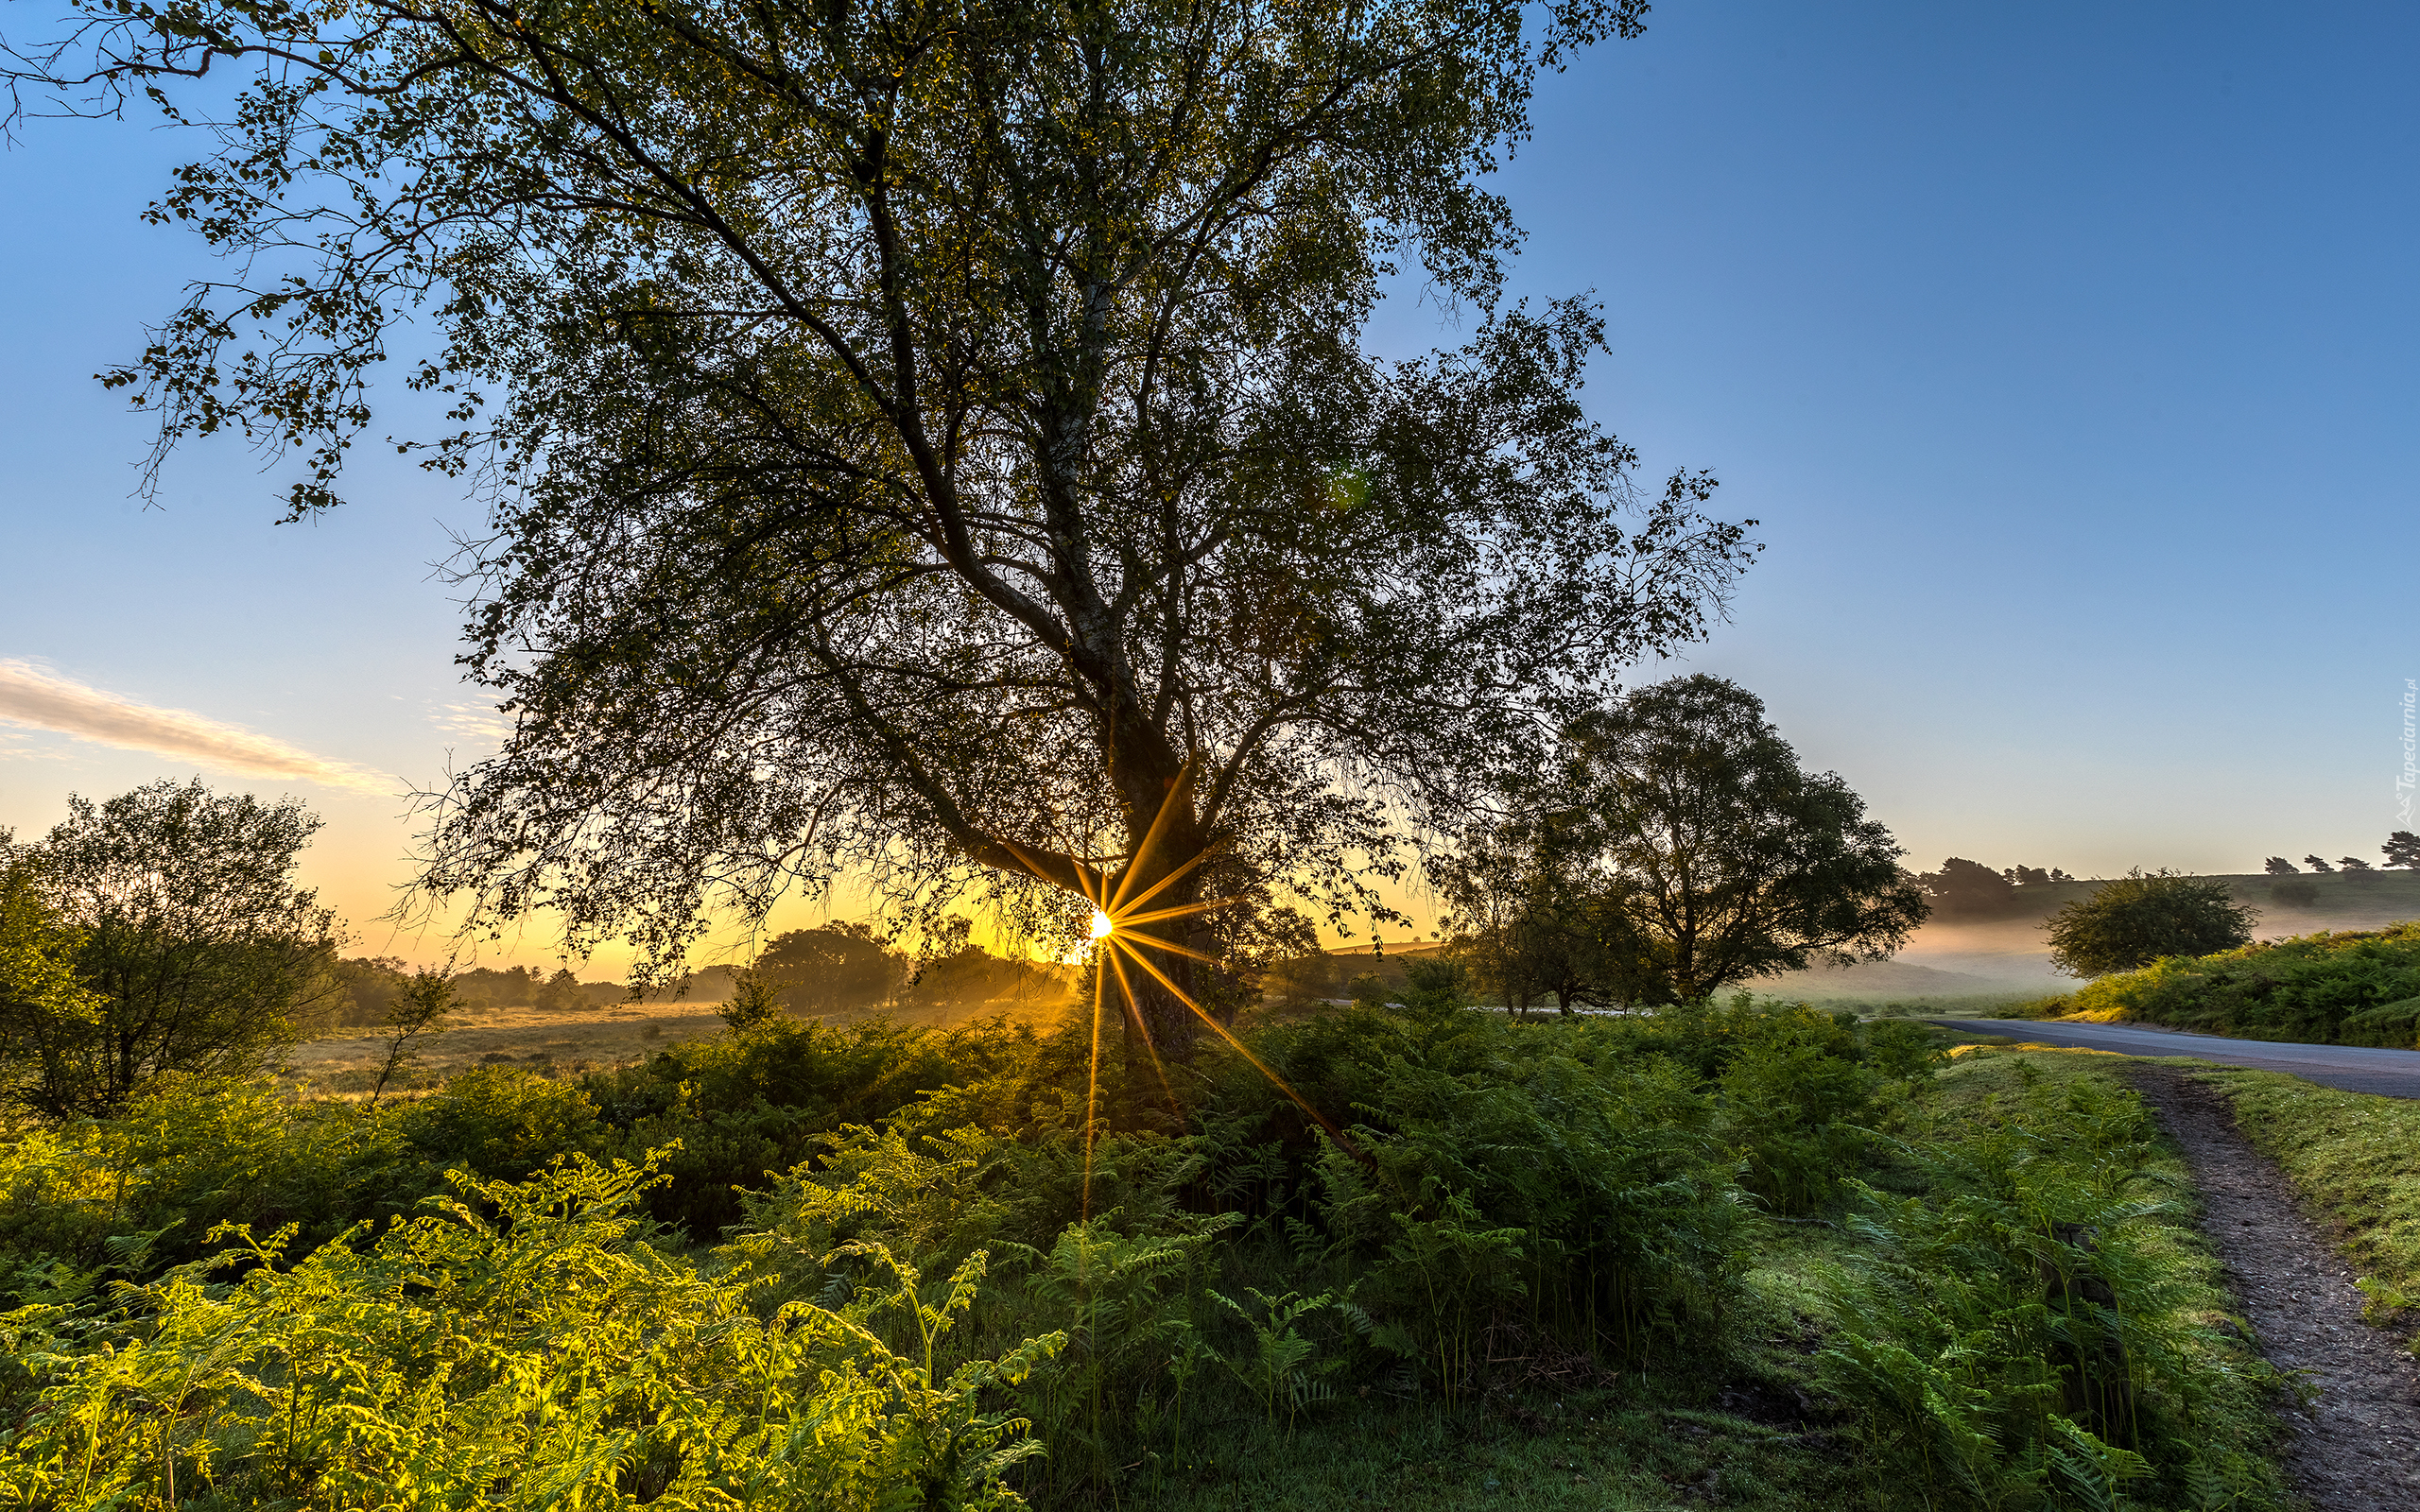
[1929,1019,2420,1098]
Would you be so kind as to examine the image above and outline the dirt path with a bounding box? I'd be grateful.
[2126,1067,2420,1510]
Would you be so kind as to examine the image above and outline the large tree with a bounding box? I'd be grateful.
[1548,675,1926,1002]
[9,0,1754,1058]
[4,781,342,1116]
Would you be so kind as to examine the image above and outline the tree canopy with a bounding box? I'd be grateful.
[1440,675,1924,1005]
[9,0,1754,1058]
[1,781,341,1115]
[2042,870,2256,979]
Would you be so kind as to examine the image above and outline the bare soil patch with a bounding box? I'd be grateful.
[2127,1065,2420,1510]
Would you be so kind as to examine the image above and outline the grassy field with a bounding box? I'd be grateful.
[285,1001,734,1093]
[287,987,1080,1096]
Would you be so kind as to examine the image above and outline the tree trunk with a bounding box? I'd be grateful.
[1109,782,1207,1069]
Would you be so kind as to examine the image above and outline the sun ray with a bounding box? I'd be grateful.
[1082,944,1106,1219]
[1116,896,1243,930]
[1112,927,1225,966]
[1108,754,1201,912]
[1115,840,1228,920]
[1102,938,1180,1112]
[1107,935,1368,1165]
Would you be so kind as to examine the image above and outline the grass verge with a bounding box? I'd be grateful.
[2194,1066,2420,1339]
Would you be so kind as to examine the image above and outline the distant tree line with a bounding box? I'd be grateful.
[1910,857,2076,919]
[2263,834,2420,875]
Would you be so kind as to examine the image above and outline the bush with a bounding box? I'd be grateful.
[0,985,2252,1510]
[2044,871,2256,978]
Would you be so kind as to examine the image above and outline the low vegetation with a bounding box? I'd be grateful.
[2026,923,2420,1046]
[0,984,2286,1509]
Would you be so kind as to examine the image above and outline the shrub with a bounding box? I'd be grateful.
[394,1064,604,1179]
[2044,871,2255,977]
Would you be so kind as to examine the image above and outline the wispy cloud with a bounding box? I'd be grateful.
[430,701,515,745]
[0,661,396,795]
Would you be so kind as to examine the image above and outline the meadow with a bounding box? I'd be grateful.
[0,981,2289,1510]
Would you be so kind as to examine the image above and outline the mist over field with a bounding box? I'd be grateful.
[1761,869,2420,1001]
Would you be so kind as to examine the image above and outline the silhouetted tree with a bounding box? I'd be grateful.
[2305,855,2335,872]
[752,925,908,1019]
[1542,676,1927,1002]
[9,0,1747,1065]
[2339,856,2375,872]
[2263,857,2299,875]
[534,968,585,1012]
[2044,871,2256,978]
[1434,819,1658,1016]
[2387,833,2420,869]
[1916,858,2019,918]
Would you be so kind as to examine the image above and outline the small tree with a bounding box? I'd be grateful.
[368,969,457,1107]
[1547,675,1927,1003]
[2043,870,2256,978]
[2386,833,2420,869]
[2338,856,2374,872]
[534,968,585,1013]
[12,781,341,1116]
[716,970,788,1032]
[2262,856,2298,875]
[2304,855,2335,873]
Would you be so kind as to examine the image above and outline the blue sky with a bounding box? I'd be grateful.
[2,1,2413,969]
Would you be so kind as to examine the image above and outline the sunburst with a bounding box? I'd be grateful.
[1051,764,1363,1216]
